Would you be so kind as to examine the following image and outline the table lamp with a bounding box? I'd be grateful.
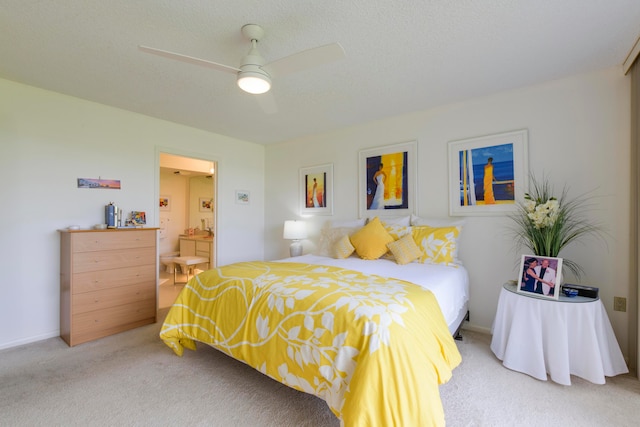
[283,220,307,257]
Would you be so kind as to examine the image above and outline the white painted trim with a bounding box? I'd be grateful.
[0,331,60,350]
[623,35,640,75]
[462,323,492,335]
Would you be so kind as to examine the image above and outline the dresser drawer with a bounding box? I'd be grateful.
[73,247,156,273]
[71,299,156,345]
[73,230,156,252]
[72,264,156,294]
[72,281,156,315]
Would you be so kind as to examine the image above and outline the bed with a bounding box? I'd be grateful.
[160,254,468,426]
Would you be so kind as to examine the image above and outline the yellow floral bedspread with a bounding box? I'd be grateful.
[160,261,461,426]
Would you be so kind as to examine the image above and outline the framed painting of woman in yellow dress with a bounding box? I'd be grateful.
[448,129,528,216]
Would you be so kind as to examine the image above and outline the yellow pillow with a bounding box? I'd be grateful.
[333,234,355,259]
[381,223,412,260]
[349,217,394,260]
[387,234,423,265]
[412,225,461,266]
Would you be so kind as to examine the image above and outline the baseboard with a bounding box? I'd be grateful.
[461,323,491,335]
[0,330,60,351]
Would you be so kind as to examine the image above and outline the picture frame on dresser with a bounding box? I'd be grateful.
[517,254,562,300]
[448,129,528,216]
[299,163,333,215]
[358,141,416,219]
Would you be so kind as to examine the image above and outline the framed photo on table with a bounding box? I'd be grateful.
[517,254,563,300]
[448,129,528,216]
[358,141,416,219]
[300,163,333,215]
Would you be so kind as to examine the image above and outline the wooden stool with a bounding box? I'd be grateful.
[173,256,209,284]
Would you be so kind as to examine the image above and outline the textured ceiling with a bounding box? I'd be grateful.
[1,1,639,144]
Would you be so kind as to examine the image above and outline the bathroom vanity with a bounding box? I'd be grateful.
[179,235,214,268]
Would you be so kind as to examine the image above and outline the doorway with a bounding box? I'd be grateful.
[158,151,217,307]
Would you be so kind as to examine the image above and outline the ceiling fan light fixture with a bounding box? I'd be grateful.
[237,70,271,94]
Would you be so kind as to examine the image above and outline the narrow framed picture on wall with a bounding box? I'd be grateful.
[448,129,528,216]
[300,163,333,215]
[358,141,417,219]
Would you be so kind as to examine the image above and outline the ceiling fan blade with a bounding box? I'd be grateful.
[262,42,346,78]
[255,91,278,114]
[138,45,240,74]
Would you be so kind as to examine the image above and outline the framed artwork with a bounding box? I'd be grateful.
[159,195,170,211]
[358,141,417,219]
[300,163,333,215]
[77,178,121,189]
[130,211,146,225]
[235,190,250,205]
[517,255,563,300]
[199,197,213,212]
[448,129,528,216]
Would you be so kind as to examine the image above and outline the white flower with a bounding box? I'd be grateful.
[526,197,560,229]
[524,199,536,213]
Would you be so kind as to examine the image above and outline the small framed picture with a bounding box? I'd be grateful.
[299,163,333,215]
[517,255,563,300]
[199,197,213,212]
[159,195,171,211]
[130,211,147,225]
[235,190,250,205]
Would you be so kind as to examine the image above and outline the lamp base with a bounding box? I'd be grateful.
[289,240,303,257]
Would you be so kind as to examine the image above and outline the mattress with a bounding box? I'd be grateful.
[277,254,470,334]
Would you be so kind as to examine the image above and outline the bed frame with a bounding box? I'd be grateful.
[452,308,470,341]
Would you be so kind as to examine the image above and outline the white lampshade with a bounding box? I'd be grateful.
[283,220,307,240]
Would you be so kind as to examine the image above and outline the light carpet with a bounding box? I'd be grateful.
[1,309,638,426]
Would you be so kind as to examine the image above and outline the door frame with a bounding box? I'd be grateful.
[155,146,219,269]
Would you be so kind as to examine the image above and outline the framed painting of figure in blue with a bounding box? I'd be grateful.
[448,129,528,216]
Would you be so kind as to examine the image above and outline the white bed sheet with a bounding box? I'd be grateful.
[277,254,470,333]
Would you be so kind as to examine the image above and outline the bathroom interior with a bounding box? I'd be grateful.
[158,152,216,307]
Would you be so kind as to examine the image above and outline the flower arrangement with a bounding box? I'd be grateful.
[510,176,602,279]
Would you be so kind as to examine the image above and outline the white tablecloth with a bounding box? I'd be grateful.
[490,284,628,385]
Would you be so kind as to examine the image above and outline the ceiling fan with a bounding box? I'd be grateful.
[139,24,346,113]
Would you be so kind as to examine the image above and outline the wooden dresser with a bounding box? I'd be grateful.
[59,228,158,346]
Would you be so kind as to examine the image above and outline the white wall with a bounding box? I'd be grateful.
[265,67,632,359]
[0,78,265,349]
[159,170,189,256]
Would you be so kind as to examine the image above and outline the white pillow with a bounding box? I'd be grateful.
[378,215,411,227]
[315,226,359,257]
[329,218,366,228]
[410,214,466,228]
